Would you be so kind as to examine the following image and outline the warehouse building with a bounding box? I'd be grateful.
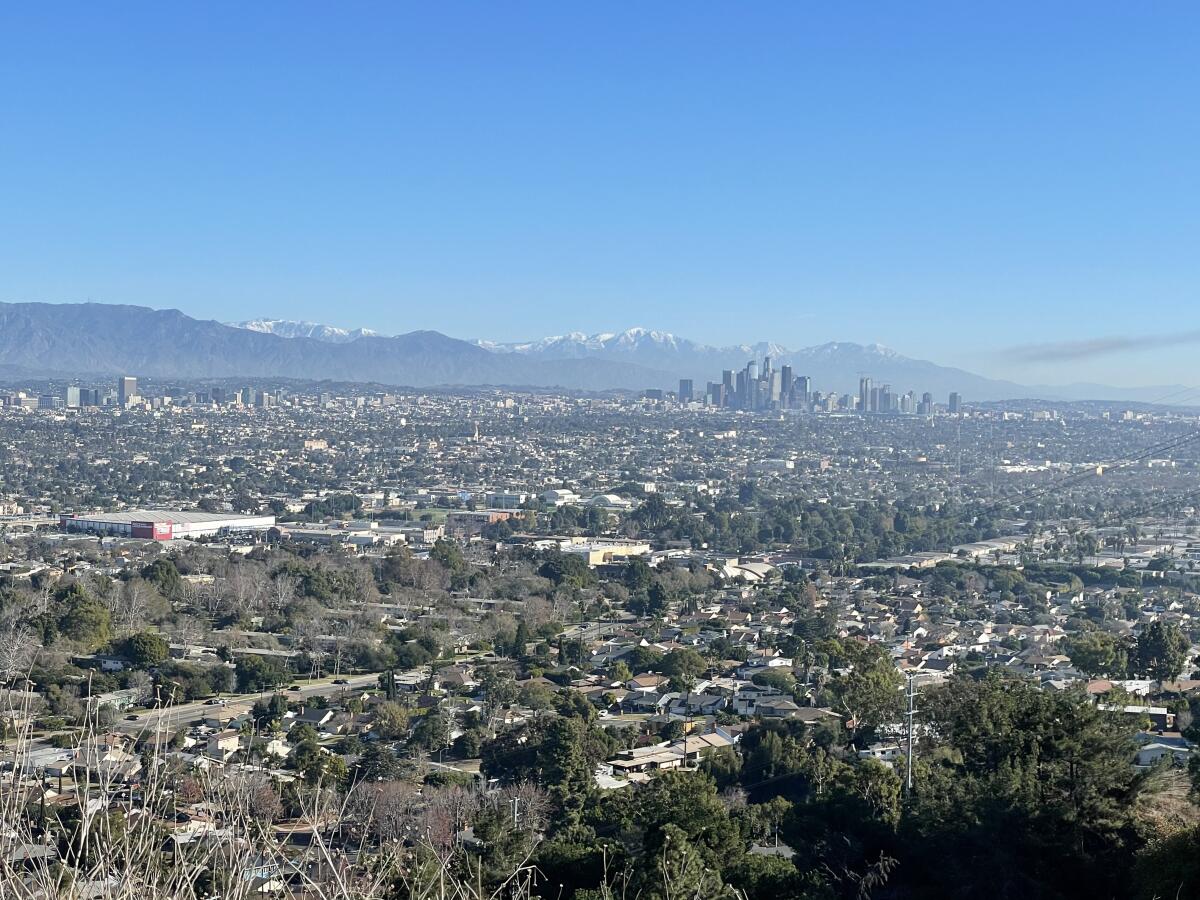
[59,509,275,541]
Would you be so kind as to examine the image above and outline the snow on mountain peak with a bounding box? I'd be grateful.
[229,319,381,343]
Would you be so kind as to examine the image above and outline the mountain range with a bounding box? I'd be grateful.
[232,319,380,343]
[0,302,1182,402]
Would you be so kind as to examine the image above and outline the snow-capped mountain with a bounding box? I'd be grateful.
[477,329,1030,398]
[479,327,791,369]
[230,319,382,343]
[0,303,1179,401]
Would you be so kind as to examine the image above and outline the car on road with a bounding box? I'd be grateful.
[333,679,349,685]
[125,714,139,721]
[204,698,227,706]
[288,684,302,691]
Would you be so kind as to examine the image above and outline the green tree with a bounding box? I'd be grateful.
[430,538,465,572]
[122,631,169,668]
[639,824,734,900]
[1135,621,1190,683]
[60,594,111,649]
[540,716,593,826]
[235,654,288,692]
[660,648,707,680]
[1064,631,1129,678]
[827,643,903,735]
[373,701,410,740]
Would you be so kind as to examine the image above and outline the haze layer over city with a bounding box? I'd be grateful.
[2,5,1200,900]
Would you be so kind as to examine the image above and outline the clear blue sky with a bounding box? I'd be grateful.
[1,3,1198,385]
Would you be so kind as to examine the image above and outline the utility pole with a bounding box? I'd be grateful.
[904,671,917,795]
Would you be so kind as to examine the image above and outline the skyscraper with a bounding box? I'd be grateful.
[678,379,694,403]
[117,376,137,406]
[797,376,812,408]
[948,392,962,415]
[859,377,872,413]
[64,386,81,408]
[780,365,793,405]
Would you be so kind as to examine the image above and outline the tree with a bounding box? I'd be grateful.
[60,594,111,649]
[540,717,593,827]
[430,538,465,573]
[904,673,1142,899]
[373,701,410,740]
[141,558,182,598]
[660,648,707,680]
[639,824,735,900]
[827,643,903,735]
[1135,621,1190,683]
[411,710,450,753]
[1064,631,1129,678]
[122,632,169,668]
[235,654,288,692]
[538,551,595,588]
[352,743,406,783]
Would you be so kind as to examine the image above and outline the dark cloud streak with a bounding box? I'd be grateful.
[1007,329,1200,362]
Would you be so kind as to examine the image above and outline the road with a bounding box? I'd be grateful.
[115,672,383,735]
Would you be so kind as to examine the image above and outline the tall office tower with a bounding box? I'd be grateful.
[798,376,812,408]
[762,355,773,380]
[64,386,81,408]
[767,370,782,404]
[211,387,226,404]
[948,392,962,415]
[708,382,725,406]
[722,370,734,398]
[678,379,694,403]
[859,376,872,413]
[747,360,759,382]
[780,365,793,405]
[735,371,747,407]
[117,376,137,406]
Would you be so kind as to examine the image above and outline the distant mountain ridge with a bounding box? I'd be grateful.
[231,319,381,343]
[0,303,1184,402]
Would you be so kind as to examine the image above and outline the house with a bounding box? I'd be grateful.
[438,665,477,690]
[296,707,335,727]
[733,684,785,716]
[627,674,671,694]
[205,729,242,762]
[1099,704,1175,731]
[607,743,687,775]
[73,734,143,783]
[667,693,726,717]
[858,743,903,764]
[1134,732,1194,768]
[755,700,841,724]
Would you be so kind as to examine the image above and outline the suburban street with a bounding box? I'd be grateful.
[115,672,383,735]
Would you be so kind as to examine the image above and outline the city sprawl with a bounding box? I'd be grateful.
[2,375,1200,899]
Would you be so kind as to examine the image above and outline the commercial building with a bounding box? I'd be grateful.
[117,376,138,407]
[59,509,275,540]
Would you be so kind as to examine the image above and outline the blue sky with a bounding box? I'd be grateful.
[1,3,1198,385]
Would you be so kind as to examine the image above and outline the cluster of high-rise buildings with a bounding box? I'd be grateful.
[651,356,963,415]
[1,375,295,412]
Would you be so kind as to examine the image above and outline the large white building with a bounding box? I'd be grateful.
[60,509,275,541]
